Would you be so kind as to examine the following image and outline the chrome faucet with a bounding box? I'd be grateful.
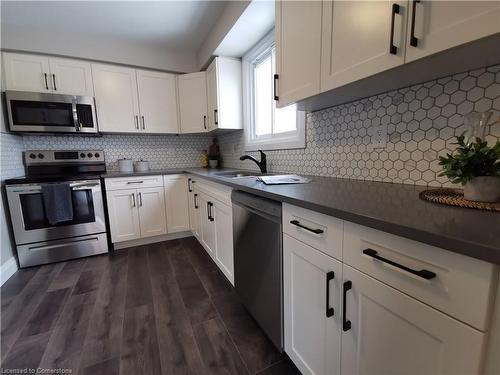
[240,150,267,173]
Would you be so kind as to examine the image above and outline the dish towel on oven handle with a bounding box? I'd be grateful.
[41,183,74,225]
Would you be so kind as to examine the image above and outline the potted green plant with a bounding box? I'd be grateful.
[439,134,500,202]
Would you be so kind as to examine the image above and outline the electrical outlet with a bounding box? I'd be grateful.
[371,124,387,148]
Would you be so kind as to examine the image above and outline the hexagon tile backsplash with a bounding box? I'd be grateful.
[220,64,500,187]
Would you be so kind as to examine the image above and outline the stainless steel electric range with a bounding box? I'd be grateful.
[5,150,109,268]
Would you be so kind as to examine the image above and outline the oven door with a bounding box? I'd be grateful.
[6,180,106,245]
[5,91,98,134]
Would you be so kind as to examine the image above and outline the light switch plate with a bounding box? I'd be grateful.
[371,124,387,148]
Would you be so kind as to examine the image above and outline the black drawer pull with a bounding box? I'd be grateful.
[188,178,192,192]
[290,220,324,234]
[410,0,420,47]
[194,193,198,209]
[326,271,335,318]
[389,3,400,55]
[362,248,436,280]
[342,281,352,331]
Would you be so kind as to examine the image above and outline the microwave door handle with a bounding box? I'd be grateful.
[72,99,79,132]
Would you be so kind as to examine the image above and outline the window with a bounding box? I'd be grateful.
[243,30,305,151]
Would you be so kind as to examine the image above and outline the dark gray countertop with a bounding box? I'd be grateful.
[103,167,500,264]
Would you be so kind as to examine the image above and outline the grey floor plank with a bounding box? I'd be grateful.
[169,247,218,325]
[193,317,249,375]
[1,331,52,372]
[72,269,103,295]
[79,252,128,368]
[38,292,97,373]
[80,357,120,375]
[255,360,301,375]
[124,246,153,309]
[120,303,163,375]
[213,291,283,374]
[1,267,38,311]
[1,262,65,360]
[47,258,87,291]
[20,288,70,338]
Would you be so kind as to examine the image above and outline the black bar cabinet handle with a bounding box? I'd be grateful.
[326,271,335,318]
[188,178,192,192]
[194,193,198,209]
[410,0,420,47]
[214,109,218,125]
[207,202,211,220]
[273,74,279,101]
[389,3,400,55]
[363,248,436,280]
[44,73,49,90]
[52,74,57,91]
[289,220,324,234]
[203,115,207,129]
[342,281,352,331]
[209,202,214,221]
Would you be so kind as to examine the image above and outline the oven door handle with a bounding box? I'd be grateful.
[69,182,100,189]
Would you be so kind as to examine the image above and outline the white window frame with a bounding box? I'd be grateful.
[242,30,305,151]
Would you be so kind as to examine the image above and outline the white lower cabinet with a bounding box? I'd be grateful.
[163,175,190,233]
[137,186,167,238]
[106,188,141,243]
[213,200,234,284]
[199,192,216,258]
[187,178,200,238]
[341,264,485,375]
[284,234,342,375]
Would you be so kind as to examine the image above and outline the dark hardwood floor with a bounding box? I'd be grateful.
[0,237,300,375]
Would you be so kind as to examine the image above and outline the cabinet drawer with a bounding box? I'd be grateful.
[190,176,232,206]
[283,203,343,261]
[344,222,498,331]
[105,175,164,190]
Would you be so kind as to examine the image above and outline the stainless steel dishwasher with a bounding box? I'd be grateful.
[232,190,283,351]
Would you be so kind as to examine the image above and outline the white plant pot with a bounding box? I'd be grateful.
[463,176,500,202]
[209,159,218,169]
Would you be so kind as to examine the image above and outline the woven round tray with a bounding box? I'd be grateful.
[419,188,500,212]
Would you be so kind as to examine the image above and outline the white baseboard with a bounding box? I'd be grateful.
[0,256,18,286]
[113,231,193,250]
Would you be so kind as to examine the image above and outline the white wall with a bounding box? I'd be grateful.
[1,24,197,73]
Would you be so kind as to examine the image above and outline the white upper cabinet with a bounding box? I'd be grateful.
[206,57,242,131]
[321,0,407,91]
[92,64,140,133]
[406,1,500,62]
[341,264,486,375]
[275,0,322,107]
[136,70,179,133]
[163,175,190,233]
[178,72,208,133]
[3,53,93,95]
[48,57,94,96]
[3,53,51,92]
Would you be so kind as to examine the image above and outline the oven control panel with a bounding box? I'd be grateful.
[24,150,105,165]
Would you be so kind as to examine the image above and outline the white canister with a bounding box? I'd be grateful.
[134,160,150,172]
[118,158,133,173]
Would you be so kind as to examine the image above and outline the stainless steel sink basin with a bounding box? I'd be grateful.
[214,171,263,179]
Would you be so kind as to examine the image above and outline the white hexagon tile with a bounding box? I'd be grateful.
[0,133,24,180]
[220,64,500,187]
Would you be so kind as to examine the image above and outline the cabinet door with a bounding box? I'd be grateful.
[406,1,500,62]
[213,200,234,285]
[92,64,140,133]
[341,264,486,375]
[136,70,179,133]
[3,53,51,92]
[283,234,342,375]
[49,58,94,96]
[275,0,322,107]
[188,179,200,238]
[178,72,208,133]
[321,1,407,92]
[106,189,141,243]
[137,186,167,238]
[216,57,242,130]
[164,175,190,233]
[206,59,218,131]
[199,194,216,258]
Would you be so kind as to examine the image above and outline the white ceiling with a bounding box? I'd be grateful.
[1,1,228,52]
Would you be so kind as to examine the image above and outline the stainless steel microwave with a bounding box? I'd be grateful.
[5,90,98,134]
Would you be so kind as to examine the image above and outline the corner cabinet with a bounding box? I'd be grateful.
[3,52,93,96]
[206,57,242,131]
[178,72,209,133]
[93,64,179,133]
